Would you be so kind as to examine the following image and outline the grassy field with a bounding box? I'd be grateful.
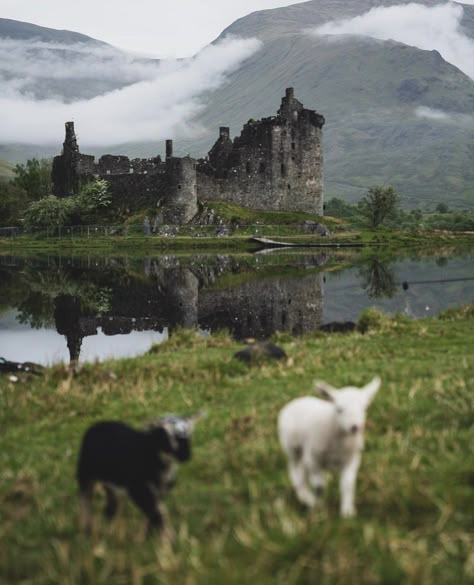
[1,307,473,585]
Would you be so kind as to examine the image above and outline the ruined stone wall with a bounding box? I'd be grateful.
[52,89,324,221]
[163,156,198,224]
[97,154,167,212]
[105,173,168,212]
[196,88,325,214]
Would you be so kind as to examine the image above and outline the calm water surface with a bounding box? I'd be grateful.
[0,248,472,365]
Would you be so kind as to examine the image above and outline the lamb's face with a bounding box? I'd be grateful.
[314,377,381,436]
[332,389,370,436]
[161,416,193,462]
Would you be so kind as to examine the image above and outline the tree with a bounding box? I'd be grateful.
[435,202,449,214]
[77,179,112,212]
[23,195,75,228]
[358,186,400,229]
[12,158,52,201]
[0,179,29,225]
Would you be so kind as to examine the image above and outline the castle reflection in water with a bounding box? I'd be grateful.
[1,249,472,364]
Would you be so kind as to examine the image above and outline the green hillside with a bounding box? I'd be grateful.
[0,159,15,180]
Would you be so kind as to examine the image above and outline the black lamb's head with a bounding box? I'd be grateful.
[148,412,206,462]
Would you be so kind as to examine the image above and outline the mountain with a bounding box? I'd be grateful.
[1,2,474,208]
[0,18,107,45]
[186,0,474,207]
[0,18,158,102]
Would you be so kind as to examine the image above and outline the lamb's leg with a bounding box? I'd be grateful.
[307,467,326,504]
[103,484,119,519]
[288,459,316,507]
[79,481,93,535]
[127,484,164,536]
[339,453,361,518]
[158,503,176,543]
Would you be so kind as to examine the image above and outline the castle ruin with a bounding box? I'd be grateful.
[52,88,325,221]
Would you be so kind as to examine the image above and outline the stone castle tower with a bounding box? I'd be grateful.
[197,87,325,214]
[51,89,324,220]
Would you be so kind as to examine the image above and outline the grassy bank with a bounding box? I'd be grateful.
[1,307,473,584]
[1,227,473,254]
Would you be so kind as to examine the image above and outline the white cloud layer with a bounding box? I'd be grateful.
[313,2,474,80]
[0,36,261,146]
[0,39,160,87]
[415,106,474,125]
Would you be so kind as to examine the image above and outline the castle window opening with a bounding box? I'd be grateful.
[246,161,252,174]
[291,142,296,150]
[259,162,266,173]
[287,184,291,190]
[281,163,286,177]
[178,184,182,190]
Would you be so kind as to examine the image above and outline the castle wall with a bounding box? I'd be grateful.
[51,89,324,222]
[105,173,167,212]
[196,89,324,214]
[163,156,198,224]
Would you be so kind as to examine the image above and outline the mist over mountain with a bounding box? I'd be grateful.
[1,1,474,208]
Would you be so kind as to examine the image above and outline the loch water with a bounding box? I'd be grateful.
[0,247,472,365]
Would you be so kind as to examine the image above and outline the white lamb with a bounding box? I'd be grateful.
[278,377,381,517]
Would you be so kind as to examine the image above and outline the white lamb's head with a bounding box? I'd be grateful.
[314,377,381,436]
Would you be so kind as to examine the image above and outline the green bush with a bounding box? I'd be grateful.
[23,195,75,228]
[23,180,112,228]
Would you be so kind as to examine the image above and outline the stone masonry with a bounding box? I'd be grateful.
[52,89,325,221]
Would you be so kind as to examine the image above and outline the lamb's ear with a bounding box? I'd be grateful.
[187,410,207,431]
[314,380,336,402]
[364,376,381,404]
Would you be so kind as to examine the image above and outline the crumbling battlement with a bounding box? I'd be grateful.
[52,88,324,222]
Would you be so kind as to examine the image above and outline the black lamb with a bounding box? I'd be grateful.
[77,412,205,536]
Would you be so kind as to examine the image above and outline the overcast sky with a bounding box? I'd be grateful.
[0,0,307,57]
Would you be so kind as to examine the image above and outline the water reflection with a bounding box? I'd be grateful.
[0,249,472,365]
[358,257,397,298]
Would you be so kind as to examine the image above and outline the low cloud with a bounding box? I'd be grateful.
[0,36,261,145]
[312,3,474,80]
[415,106,474,125]
[415,106,449,121]
[0,39,161,88]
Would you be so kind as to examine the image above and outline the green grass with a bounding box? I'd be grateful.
[1,307,473,584]
[202,200,341,228]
